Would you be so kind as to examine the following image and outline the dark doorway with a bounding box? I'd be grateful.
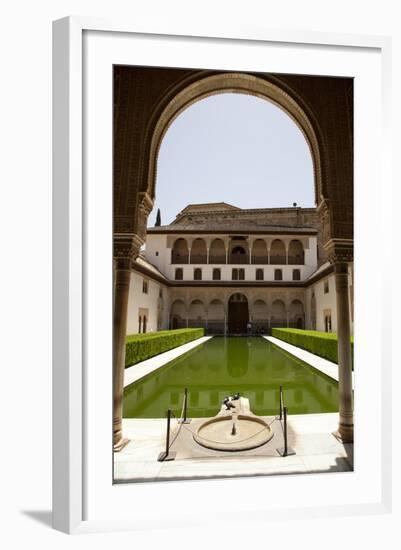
[228,293,249,334]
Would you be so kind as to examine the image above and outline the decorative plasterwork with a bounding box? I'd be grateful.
[324,238,354,264]
[113,233,143,261]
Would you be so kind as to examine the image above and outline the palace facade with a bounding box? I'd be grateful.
[126,202,353,336]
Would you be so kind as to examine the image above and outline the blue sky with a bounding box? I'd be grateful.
[151,93,315,226]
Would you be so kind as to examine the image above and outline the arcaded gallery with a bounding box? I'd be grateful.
[112,66,354,481]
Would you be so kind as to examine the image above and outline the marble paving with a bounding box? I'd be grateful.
[114,413,353,483]
[263,335,354,386]
[124,336,212,388]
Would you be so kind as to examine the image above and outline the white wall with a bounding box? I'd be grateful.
[305,268,353,335]
[143,234,169,273]
[126,270,169,334]
[145,233,317,282]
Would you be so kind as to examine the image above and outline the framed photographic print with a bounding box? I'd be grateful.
[53,17,392,534]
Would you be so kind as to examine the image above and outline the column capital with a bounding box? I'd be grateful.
[324,238,354,264]
[113,233,143,262]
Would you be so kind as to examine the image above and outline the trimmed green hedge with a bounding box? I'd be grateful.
[125,328,205,368]
[271,328,354,365]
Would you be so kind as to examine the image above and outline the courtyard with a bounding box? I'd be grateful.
[114,335,353,482]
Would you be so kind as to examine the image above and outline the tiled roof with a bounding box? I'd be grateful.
[147,223,317,234]
[132,255,169,281]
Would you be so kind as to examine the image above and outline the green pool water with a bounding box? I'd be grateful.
[123,336,339,418]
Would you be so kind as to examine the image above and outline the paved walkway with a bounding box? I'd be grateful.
[263,335,354,385]
[124,336,212,388]
[114,413,352,482]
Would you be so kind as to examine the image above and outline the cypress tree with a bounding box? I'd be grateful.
[155,208,161,226]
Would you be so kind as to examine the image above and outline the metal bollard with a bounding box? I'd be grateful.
[157,409,177,461]
[279,385,284,420]
[179,387,192,424]
[276,406,296,457]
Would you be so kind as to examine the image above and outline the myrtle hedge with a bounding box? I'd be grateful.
[271,328,354,365]
[125,328,205,368]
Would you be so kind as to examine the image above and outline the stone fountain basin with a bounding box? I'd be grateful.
[193,413,274,452]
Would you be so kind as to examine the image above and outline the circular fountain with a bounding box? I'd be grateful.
[193,396,274,452]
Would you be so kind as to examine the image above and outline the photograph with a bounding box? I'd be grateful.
[112,65,354,483]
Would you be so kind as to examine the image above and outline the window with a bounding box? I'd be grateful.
[292,269,301,281]
[324,312,332,332]
[232,268,238,281]
[212,268,221,281]
[194,268,202,281]
[256,268,264,281]
[324,280,329,294]
[155,251,159,256]
[239,268,245,280]
[142,279,149,293]
[274,269,283,281]
[175,268,183,281]
[159,287,163,298]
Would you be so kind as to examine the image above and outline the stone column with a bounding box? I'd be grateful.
[113,192,153,452]
[113,233,144,451]
[113,256,132,451]
[334,262,353,442]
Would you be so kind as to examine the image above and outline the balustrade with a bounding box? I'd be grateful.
[251,255,269,264]
[171,254,189,264]
[269,255,287,264]
[189,254,207,264]
[208,254,227,264]
[287,255,305,265]
[228,254,250,264]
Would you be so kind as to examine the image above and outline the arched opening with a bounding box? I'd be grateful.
[188,299,206,328]
[288,239,305,265]
[271,299,286,328]
[228,293,249,334]
[292,268,301,281]
[149,73,323,208]
[209,238,226,264]
[112,69,355,447]
[170,299,186,329]
[190,238,207,264]
[251,299,269,334]
[171,238,189,264]
[174,267,183,281]
[252,239,268,264]
[289,299,304,328]
[208,299,225,335]
[270,239,286,264]
[229,244,249,265]
[232,268,245,281]
[193,268,202,281]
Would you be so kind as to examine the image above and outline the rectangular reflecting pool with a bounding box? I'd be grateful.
[123,337,339,418]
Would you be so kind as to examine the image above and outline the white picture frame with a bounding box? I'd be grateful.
[52,16,392,534]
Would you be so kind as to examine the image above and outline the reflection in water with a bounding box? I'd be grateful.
[227,338,249,377]
[123,337,339,418]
